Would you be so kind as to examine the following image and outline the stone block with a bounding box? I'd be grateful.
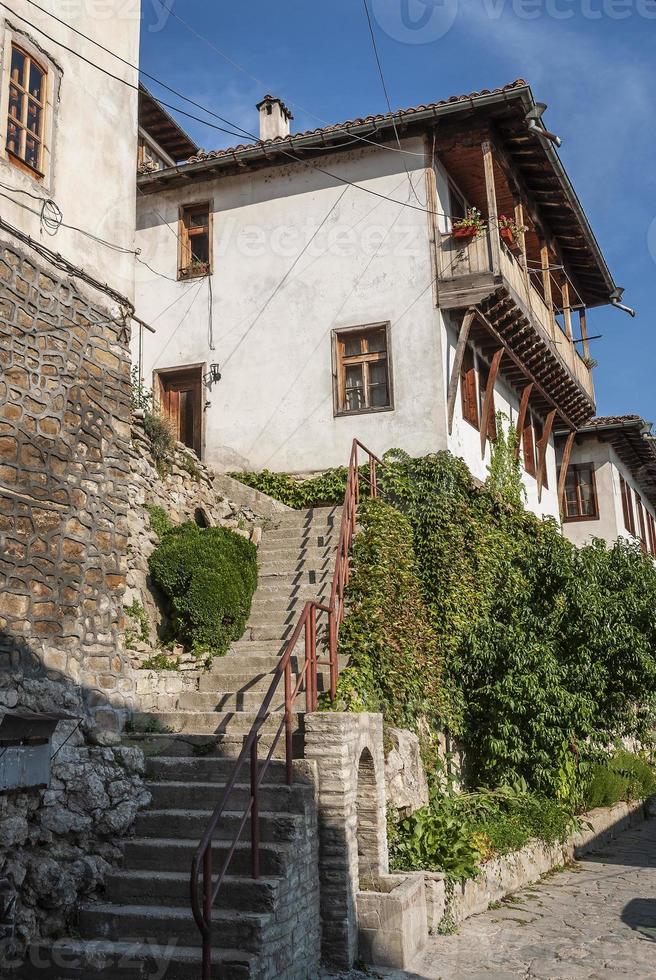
[357,874,428,969]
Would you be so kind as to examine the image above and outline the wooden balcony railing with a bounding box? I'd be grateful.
[438,230,594,403]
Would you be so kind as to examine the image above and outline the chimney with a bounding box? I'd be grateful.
[256,95,293,142]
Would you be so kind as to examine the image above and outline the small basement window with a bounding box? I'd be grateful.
[563,463,598,522]
[334,324,392,415]
[0,712,69,792]
[179,203,211,279]
[6,44,46,176]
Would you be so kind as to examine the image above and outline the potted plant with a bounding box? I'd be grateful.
[452,207,487,240]
[498,215,528,249]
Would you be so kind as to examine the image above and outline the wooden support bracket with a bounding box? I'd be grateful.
[447,308,476,435]
[480,347,504,457]
[515,382,534,459]
[536,408,557,502]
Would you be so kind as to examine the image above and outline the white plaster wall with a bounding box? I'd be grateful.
[0,2,140,302]
[561,436,656,549]
[135,138,448,473]
[442,316,561,521]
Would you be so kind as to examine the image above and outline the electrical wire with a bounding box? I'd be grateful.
[6,3,455,224]
[360,0,424,206]
[147,0,428,159]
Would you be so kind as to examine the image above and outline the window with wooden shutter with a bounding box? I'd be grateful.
[478,361,497,442]
[6,44,46,175]
[460,346,479,429]
[522,412,536,478]
[563,463,599,521]
[636,496,648,552]
[333,324,392,415]
[179,203,212,279]
[620,475,636,536]
[534,416,549,489]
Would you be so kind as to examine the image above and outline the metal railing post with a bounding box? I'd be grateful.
[284,659,293,786]
[329,608,337,701]
[250,736,260,879]
[202,849,212,980]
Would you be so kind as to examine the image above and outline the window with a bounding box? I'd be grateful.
[619,475,636,536]
[334,324,392,415]
[6,44,46,175]
[478,361,497,442]
[534,416,548,489]
[460,346,479,429]
[636,496,648,552]
[563,463,598,521]
[179,203,211,278]
[648,512,656,557]
[522,413,536,478]
[448,182,466,223]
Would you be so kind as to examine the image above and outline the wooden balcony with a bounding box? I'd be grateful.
[437,229,595,427]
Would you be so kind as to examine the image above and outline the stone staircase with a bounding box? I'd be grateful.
[22,508,342,979]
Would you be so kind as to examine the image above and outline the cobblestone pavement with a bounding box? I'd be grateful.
[322,817,656,980]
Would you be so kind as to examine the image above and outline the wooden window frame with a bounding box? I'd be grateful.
[5,43,47,178]
[648,511,656,557]
[477,359,497,443]
[563,462,599,522]
[178,202,212,280]
[619,474,636,537]
[522,412,536,478]
[636,495,648,552]
[332,322,393,417]
[460,345,479,430]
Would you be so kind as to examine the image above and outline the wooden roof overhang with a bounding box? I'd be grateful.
[137,83,616,310]
[466,288,595,430]
[560,418,656,508]
[139,85,199,162]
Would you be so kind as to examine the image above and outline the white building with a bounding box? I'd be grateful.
[135,80,624,522]
[556,416,656,553]
[0,0,140,302]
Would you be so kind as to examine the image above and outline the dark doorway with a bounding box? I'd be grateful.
[155,365,203,458]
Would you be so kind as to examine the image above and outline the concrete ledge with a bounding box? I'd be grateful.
[448,798,648,926]
[357,873,427,969]
[212,473,294,520]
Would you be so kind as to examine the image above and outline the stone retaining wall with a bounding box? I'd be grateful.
[0,241,134,731]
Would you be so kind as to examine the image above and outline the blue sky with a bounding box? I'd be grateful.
[140,0,655,420]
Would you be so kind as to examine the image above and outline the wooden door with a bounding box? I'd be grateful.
[156,367,203,458]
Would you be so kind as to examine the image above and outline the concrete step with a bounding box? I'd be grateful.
[131,710,302,736]
[104,868,280,913]
[135,808,302,842]
[257,558,336,577]
[196,671,333,696]
[256,544,337,562]
[174,691,288,712]
[146,780,312,814]
[249,591,331,610]
[272,506,340,525]
[122,836,290,876]
[123,731,306,760]
[259,528,339,547]
[20,940,255,980]
[145,756,315,785]
[79,902,266,950]
[256,570,333,589]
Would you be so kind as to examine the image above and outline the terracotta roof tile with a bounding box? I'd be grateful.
[187,79,529,164]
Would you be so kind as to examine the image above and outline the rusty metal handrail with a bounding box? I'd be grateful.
[190,439,385,980]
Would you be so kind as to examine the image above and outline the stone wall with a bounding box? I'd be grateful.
[123,416,291,673]
[0,240,134,731]
[304,712,389,970]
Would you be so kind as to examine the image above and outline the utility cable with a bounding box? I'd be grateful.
[360,0,424,206]
[6,4,455,224]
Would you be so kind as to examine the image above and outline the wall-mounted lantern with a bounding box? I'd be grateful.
[203,363,222,388]
[0,712,72,793]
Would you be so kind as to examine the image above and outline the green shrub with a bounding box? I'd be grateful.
[322,498,447,732]
[389,784,576,881]
[377,449,656,799]
[148,523,257,656]
[230,466,361,509]
[145,505,174,540]
[124,599,149,648]
[143,410,175,476]
[582,749,656,810]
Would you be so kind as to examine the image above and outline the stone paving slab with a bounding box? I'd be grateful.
[322,817,656,979]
